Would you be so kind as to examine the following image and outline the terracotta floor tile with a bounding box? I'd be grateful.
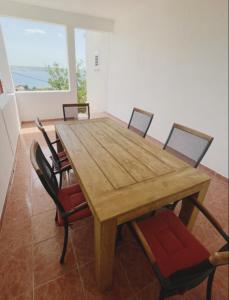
[31,192,55,216]
[33,235,76,287]
[0,217,33,252]
[117,242,155,294]
[14,291,33,300]
[211,265,229,300]
[80,261,135,300]
[135,281,160,300]
[137,281,207,300]
[34,268,85,300]
[70,215,94,231]
[71,217,95,267]
[31,177,55,216]
[9,181,30,206]
[32,209,63,244]
[0,244,33,300]
[3,188,32,226]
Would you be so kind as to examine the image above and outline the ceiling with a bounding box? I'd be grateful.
[11,0,143,20]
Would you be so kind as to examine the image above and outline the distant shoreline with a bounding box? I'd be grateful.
[11,65,51,89]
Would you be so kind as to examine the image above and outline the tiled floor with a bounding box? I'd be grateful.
[0,119,228,300]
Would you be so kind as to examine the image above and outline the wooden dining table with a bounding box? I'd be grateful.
[55,117,210,291]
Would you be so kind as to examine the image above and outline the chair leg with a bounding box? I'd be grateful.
[60,222,69,264]
[206,270,216,300]
[66,170,70,184]
[59,172,63,189]
[55,210,58,223]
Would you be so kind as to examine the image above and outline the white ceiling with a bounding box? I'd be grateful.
[11,0,142,20]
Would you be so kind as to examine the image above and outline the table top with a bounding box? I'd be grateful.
[56,118,210,223]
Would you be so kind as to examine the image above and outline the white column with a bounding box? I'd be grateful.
[66,25,77,99]
[0,25,14,94]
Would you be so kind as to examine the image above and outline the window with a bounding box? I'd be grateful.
[0,17,69,91]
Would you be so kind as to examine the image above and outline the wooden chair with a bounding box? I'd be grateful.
[128,107,154,137]
[30,141,91,263]
[62,103,90,121]
[164,123,214,168]
[35,117,71,188]
[129,197,229,300]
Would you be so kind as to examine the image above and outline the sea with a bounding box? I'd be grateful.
[11,65,52,89]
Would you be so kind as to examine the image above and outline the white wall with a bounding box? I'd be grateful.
[0,24,20,218]
[86,31,111,113]
[16,91,76,121]
[0,94,20,217]
[0,106,14,216]
[107,0,228,177]
[0,26,14,94]
[1,93,20,152]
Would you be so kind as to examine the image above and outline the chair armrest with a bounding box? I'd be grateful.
[209,251,229,266]
[190,197,229,242]
[60,164,72,172]
[63,202,89,218]
[131,221,156,264]
[51,139,60,145]
[54,164,72,175]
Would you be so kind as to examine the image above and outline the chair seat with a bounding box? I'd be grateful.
[57,184,91,226]
[135,210,210,278]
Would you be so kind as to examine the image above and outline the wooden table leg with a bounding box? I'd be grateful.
[94,217,117,291]
[179,180,210,231]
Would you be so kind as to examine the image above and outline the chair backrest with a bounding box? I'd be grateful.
[128,107,154,137]
[163,123,214,168]
[30,140,65,213]
[35,117,60,169]
[36,117,43,127]
[62,103,90,121]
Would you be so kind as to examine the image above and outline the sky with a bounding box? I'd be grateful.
[0,17,86,68]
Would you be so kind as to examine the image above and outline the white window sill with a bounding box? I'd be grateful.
[15,90,71,94]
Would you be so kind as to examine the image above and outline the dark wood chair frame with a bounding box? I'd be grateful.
[35,118,71,188]
[62,103,90,121]
[30,141,89,264]
[128,107,154,138]
[129,197,229,300]
[163,123,214,168]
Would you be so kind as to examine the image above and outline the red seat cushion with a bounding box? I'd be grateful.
[57,151,67,159]
[58,151,71,169]
[57,184,91,226]
[51,151,71,170]
[136,210,210,278]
